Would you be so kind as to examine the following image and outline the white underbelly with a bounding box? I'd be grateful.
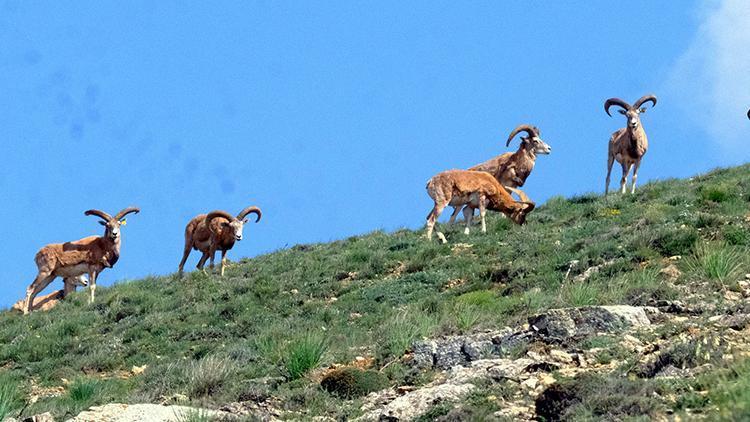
[55,263,93,278]
[450,193,482,208]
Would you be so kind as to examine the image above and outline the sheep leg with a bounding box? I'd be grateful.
[177,243,192,278]
[88,270,98,304]
[447,206,462,225]
[220,250,228,277]
[478,198,487,233]
[426,202,447,243]
[630,159,642,194]
[24,272,55,315]
[619,162,631,194]
[605,154,614,195]
[462,206,473,235]
[62,279,76,298]
[196,252,210,271]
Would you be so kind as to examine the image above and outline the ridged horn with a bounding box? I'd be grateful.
[237,206,262,223]
[84,209,113,222]
[506,124,540,147]
[633,94,657,110]
[604,98,631,117]
[206,210,235,225]
[114,207,140,221]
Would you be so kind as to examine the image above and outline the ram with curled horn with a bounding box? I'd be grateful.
[178,205,262,277]
[22,206,140,314]
[603,94,657,194]
[446,123,550,225]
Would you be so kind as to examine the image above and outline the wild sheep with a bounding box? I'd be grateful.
[12,275,88,313]
[604,94,657,194]
[178,206,262,277]
[23,207,140,314]
[425,170,535,243]
[447,124,550,224]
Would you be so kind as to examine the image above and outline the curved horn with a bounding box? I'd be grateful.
[114,207,140,221]
[633,94,657,110]
[206,210,235,225]
[506,124,539,147]
[747,108,750,120]
[84,209,113,221]
[237,206,262,223]
[604,98,631,117]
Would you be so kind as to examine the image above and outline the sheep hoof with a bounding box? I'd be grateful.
[437,233,448,244]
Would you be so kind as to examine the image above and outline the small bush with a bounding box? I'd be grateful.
[650,228,698,257]
[186,355,236,397]
[320,367,388,398]
[684,243,745,288]
[283,333,327,380]
[0,375,21,420]
[69,378,98,403]
[699,183,740,203]
[723,226,750,246]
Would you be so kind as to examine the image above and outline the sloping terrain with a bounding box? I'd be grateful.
[4,166,750,420]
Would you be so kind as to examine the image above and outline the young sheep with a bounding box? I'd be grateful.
[447,124,550,225]
[604,94,657,195]
[426,170,535,243]
[23,207,140,314]
[12,275,88,313]
[178,206,262,277]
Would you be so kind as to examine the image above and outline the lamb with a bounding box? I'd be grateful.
[425,170,535,243]
[604,94,657,194]
[23,207,140,315]
[178,206,262,277]
[447,124,550,224]
[12,275,88,313]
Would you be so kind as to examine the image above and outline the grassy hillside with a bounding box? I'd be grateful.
[4,165,750,420]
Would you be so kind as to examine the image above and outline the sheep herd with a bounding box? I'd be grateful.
[425,94,662,244]
[17,96,750,314]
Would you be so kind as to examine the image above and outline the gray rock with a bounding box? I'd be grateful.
[529,306,654,341]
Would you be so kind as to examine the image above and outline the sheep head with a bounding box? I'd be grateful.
[605,95,657,130]
[507,124,551,156]
[206,206,262,241]
[502,186,536,225]
[84,207,140,241]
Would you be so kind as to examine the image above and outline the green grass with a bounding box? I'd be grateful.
[283,333,328,380]
[4,165,750,419]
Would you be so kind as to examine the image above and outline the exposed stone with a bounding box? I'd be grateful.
[356,383,475,421]
[67,404,237,422]
[529,306,655,341]
[659,264,682,280]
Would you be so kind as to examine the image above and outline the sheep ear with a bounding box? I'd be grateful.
[639,108,647,113]
[618,109,627,115]
[242,218,249,224]
[120,219,127,226]
[98,221,107,226]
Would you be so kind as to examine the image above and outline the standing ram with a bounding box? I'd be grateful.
[604,94,657,195]
[178,206,262,277]
[23,207,140,314]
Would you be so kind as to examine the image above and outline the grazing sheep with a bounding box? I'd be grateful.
[23,207,140,314]
[448,124,550,225]
[604,94,657,194]
[178,206,262,277]
[425,170,535,243]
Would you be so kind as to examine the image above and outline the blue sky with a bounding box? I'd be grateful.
[1,1,749,307]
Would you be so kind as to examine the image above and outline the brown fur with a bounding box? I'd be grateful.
[425,170,534,242]
[448,125,550,224]
[604,95,657,194]
[178,206,262,277]
[23,207,139,314]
